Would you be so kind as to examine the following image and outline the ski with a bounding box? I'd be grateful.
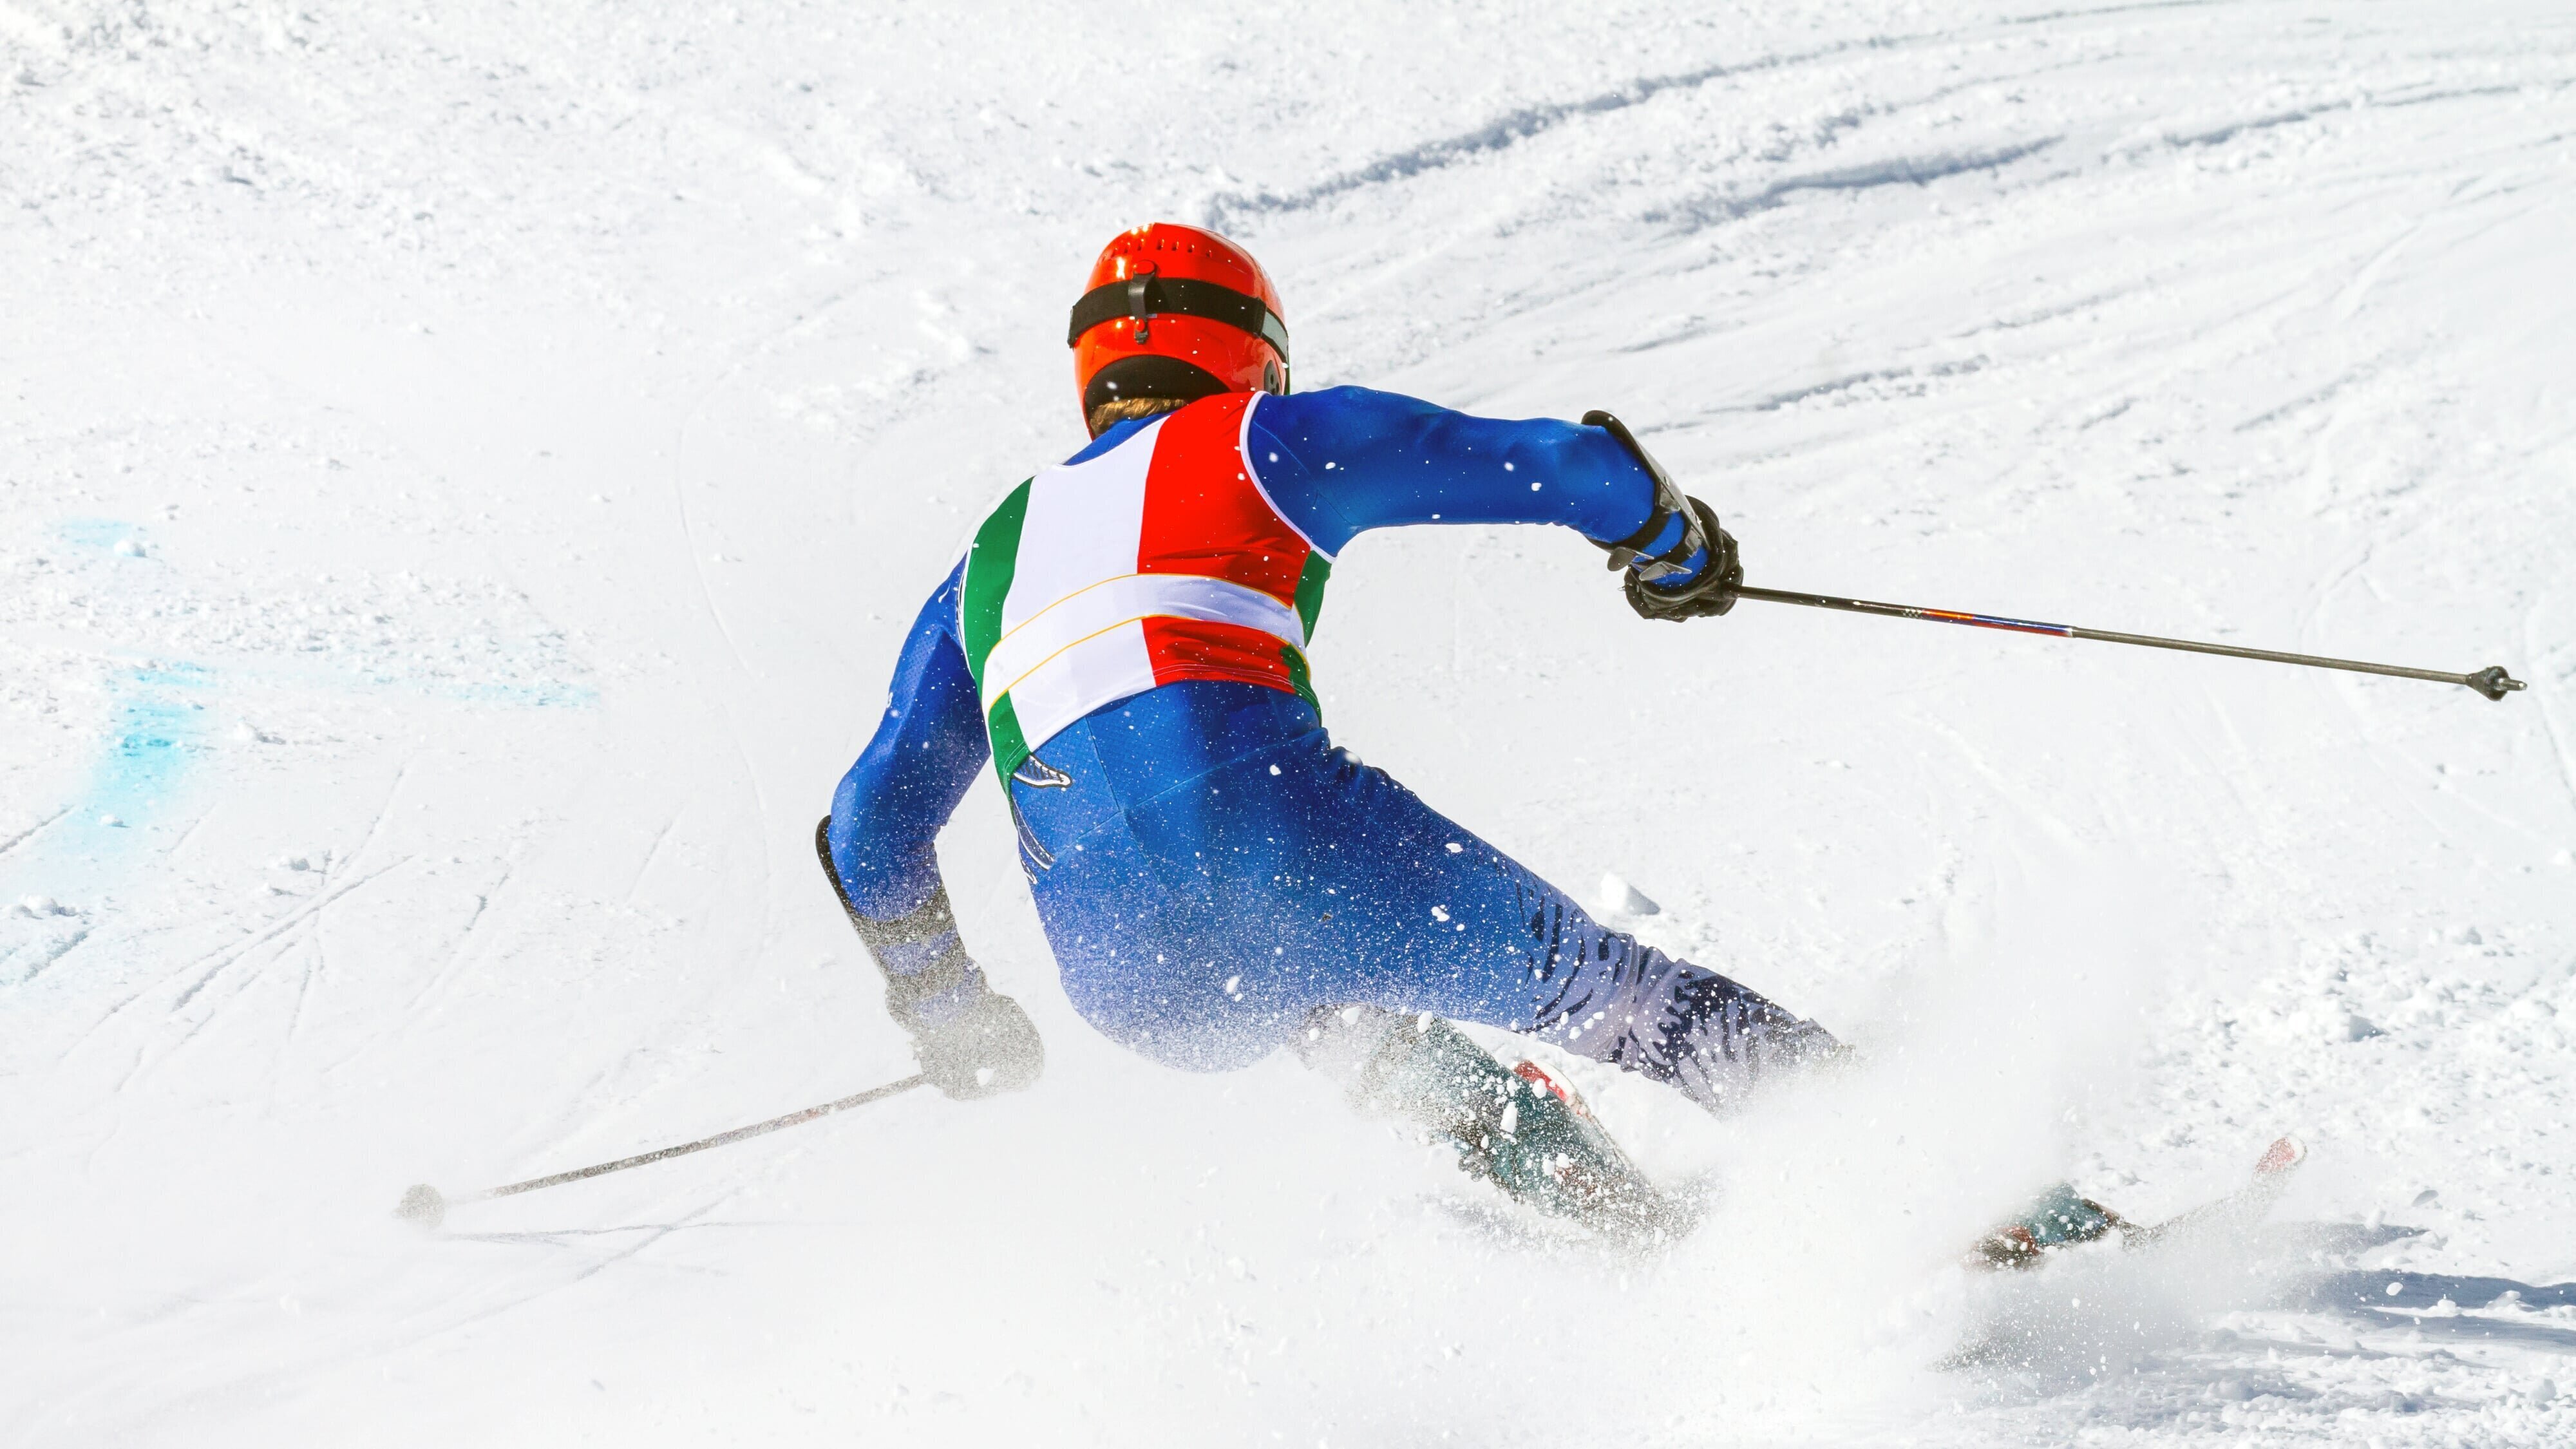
[1974,1135,2306,1269]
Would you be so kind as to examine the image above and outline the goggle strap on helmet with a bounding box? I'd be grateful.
[1068,274,1291,366]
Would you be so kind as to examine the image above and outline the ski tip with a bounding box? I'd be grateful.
[2254,1136,2307,1177]
[395,1182,448,1230]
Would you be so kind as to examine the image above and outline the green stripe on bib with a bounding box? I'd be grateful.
[960,478,1032,694]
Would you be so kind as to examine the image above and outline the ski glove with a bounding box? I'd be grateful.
[893,972,1045,1101]
[1582,410,1743,621]
[1624,498,1741,621]
[814,819,1044,1100]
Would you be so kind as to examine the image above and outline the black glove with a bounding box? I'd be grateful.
[891,977,1045,1100]
[815,818,1044,1100]
[1581,410,1743,622]
[1624,498,1741,621]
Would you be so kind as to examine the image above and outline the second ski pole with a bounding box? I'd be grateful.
[396,1073,928,1229]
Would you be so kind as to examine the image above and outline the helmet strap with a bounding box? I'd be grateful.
[1126,274,1155,345]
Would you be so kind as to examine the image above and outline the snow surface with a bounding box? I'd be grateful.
[5,1,2574,1443]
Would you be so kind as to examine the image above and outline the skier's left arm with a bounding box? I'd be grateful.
[820,561,1043,1100]
[1245,386,1742,620]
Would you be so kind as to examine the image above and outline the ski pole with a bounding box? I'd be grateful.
[1733,585,2526,701]
[395,1073,927,1229]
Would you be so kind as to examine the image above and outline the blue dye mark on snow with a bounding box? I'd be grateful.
[2,663,211,914]
[3,663,209,987]
[51,517,145,554]
[84,664,213,835]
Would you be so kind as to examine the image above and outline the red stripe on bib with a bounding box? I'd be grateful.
[1136,393,1314,603]
[1139,616,1302,692]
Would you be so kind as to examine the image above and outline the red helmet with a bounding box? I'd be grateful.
[1070,223,1289,433]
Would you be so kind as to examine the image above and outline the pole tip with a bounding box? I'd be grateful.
[2467,667,2525,702]
[395,1182,448,1230]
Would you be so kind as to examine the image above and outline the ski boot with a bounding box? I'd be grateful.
[1298,1005,1678,1243]
[1971,1182,2136,1268]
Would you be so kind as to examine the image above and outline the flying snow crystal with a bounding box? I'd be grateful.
[115,537,145,557]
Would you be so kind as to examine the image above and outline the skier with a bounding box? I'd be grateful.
[819,223,1842,1229]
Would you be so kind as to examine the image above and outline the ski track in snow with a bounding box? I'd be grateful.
[3,1,2573,1444]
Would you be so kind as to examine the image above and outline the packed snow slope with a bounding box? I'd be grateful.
[5,1,2574,1443]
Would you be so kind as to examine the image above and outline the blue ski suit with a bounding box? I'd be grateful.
[828,387,1835,1113]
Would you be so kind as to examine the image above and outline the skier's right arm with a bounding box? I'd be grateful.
[820,561,1043,1099]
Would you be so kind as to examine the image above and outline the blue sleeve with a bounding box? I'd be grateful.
[1243,386,1708,579]
[827,560,989,920]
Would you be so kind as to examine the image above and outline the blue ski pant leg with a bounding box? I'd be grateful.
[1013,683,1837,1112]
